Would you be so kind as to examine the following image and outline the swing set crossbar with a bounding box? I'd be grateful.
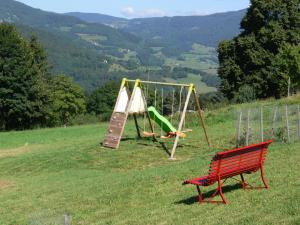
[126,79,191,87]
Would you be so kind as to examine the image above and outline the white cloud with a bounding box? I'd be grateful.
[174,10,210,16]
[121,6,167,18]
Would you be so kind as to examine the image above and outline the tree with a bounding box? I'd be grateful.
[272,44,300,95]
[218,0,300,100]
[50,75,86,125]
[87,81,120,120]
[29,34,51,77]
[0,23,51,130]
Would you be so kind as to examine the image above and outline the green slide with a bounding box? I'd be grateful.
[147,106,177,133]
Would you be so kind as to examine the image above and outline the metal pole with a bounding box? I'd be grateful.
[127,79,190,87]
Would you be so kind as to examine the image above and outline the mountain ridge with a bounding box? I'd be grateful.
[0,0,246,92]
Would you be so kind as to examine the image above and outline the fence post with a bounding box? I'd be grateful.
[285,105,290,143]
[288,77,291,97]
[272,106,278,138]
[246,109,250,146]
[298,105,300,141]
[236,111,242,147]
[260,107,264,142]
[64,214,69,225]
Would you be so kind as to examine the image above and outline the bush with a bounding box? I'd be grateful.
[233,85,256,103]
[68,113,101,126]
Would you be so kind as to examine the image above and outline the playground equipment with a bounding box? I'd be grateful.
[102,78,211,159]
[146,106,187,139]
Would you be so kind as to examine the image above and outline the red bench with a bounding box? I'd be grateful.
[183,140,272,204]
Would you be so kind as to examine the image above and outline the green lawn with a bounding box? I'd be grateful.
[0,99,299,224]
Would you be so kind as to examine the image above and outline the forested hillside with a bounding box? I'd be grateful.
[67,10,246,53]
[0,0,242,92]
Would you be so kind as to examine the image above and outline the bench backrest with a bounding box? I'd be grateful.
[206,140,272,184]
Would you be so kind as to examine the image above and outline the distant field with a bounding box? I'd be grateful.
[164,73,217,93]
[164,44,218,72]
[1,97,298,224]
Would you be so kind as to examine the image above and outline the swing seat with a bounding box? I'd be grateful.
[160,131,187,139]
[143,131,157,137]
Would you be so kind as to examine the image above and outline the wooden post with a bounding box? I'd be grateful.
[133,114,141,138]
[141,83,157,142]
[193,88,211,148]
[260,107,264,142]
[161,88,164,137]
[298,105,300,141]
[64,214,69,225]
[246,109,250,146]
[271,106,278,138]
[288,77,291,97]
[285,105,290,143]
[170,85,193,159]
[236,111,242,147]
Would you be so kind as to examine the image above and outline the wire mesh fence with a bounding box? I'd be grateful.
[235,104,300,146]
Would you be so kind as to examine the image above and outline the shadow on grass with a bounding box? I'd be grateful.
[136,140,172,156]
[175,183,242,205]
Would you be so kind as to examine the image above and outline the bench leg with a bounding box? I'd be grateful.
[218,178,228,204]
[240,174,246,190]
[260,165,268,189]
[238,168,268,190]
[195,179,227,204]
[196,186,203,204]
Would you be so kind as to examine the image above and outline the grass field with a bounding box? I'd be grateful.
[0,98,299,224]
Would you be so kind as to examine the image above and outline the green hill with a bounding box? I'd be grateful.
[68,10,246,53]
[0,0,159,91]
[0,95,299,224]
[0,0,222,92]
[65,12,128,28]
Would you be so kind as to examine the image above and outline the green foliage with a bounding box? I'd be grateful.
[199,92,229,109]
[218,0,300,100]
[87,81,120,119]
[233,85,257,103]
[0,23,51,130]
[272,43,300,95]
[29,34,50,77]
[50,75,86,125]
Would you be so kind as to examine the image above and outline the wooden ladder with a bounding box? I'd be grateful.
[103,112,128,149]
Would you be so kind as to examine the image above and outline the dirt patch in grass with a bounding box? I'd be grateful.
[0,145,32,158]
[0,180,14,189]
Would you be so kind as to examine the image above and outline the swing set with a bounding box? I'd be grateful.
[102,78,211,159]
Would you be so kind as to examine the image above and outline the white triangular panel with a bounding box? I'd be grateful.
[115,87,129,113]
[128,87,146,114]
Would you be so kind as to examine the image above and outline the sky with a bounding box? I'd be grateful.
[17,0,250,18]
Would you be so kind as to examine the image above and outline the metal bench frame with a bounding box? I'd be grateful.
[183,140,273,204]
